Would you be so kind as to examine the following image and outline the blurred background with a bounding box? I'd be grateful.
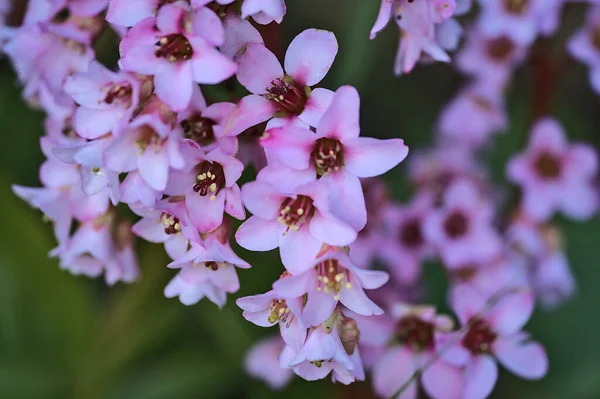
[1,0,600,398]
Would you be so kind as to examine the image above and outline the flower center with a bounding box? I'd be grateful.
[396,315,435,351]
[503,0,528,14]
[316,258,351,300]
[310,359,331,368]
[181,114,215,146]
[193,161,226,200]
[104,82,133,107]
[399,218,423,249]
[443,211,469,238]
[462,318,497,354]
[591,25,600,50]
[204,261,219,271]
[534,152,561,179]
[268,299,293,325]
[135,126,162,153]
[264,77,308,116]
[61,118,77,138]
[161,213,181,235]
[277,195,315,231]
[453,265,478,282]
[311,137,344,176]
[155,34,193,62]
[486,36,514,61]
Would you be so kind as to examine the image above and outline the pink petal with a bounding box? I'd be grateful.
[223,94,276,137]
[451,284,487,325]
[186,192,226,233]
[235,216,285,251]
[241,181,286,219]
[303,290,337,326]
[488,289,534,335]
[106,0,153,26]
[372,347,417,398]
[243,308,274,327]
[529,118,567,151]
[225,185,246,219]
[235,42,283,94]
[280,318,307,352]
[284,29,338,87]
[567,144,598,178]
[298,87,334,127]
[156,3,186,34]
[190,38,237,84]
[558,182,598,221]
[422,357,464,399]
[370,0,392,39]
[138,145,170,191]
[155,63,194,111]
[338,281,383,316]
[279,226,323,274]
[120,43,167,76]
[74,107,123,139]
[344,137,409,178]
[309,212,357,247]
[463,355,498,399]
[260,126,315,170]
[220,14,264,59]
[237,292,275,312]
[273,270,316,298]
[351,267,389,289]
[316,85,360,141]
[165,236,190,260]
[192,7,225,46]
[494,337,548,380]
[326,171,366,231]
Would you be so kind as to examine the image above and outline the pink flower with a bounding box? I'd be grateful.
[237,274,307,351]
[119,3,236,110]
[260,85,409,231]
[52,135,120,203]
[132,198,201,260]
[119,171,162,209]
[378,192,434,285]
[241,0,286,25]
[280,322,363,385]
[423,179,502,269]
[244,335,294,390]
[370,0,457,74]
[456,28,526,86]
[507,220,576,308]
[370,0,457,40]
[226,29,338,136]
[408,145,488,194]
[165,141,245,233]
[4,24,95,104]
[372,303,462,399]
[507,118,598,221]
[568,6,600,94]
[177,86,238,154]
[476,0,547,45]
[437,82,507,148]
[348,178,393,268]
[235,166,357,274]
[272,246,388,326]
[446,285,548,399]
[63,61,141,139]
[58,214,139,285]
[220,12,263,59]
[164,231,250,307]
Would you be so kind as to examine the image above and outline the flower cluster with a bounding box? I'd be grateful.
[3,0,600,398]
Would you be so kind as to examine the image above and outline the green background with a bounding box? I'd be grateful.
[1,1,599,398]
